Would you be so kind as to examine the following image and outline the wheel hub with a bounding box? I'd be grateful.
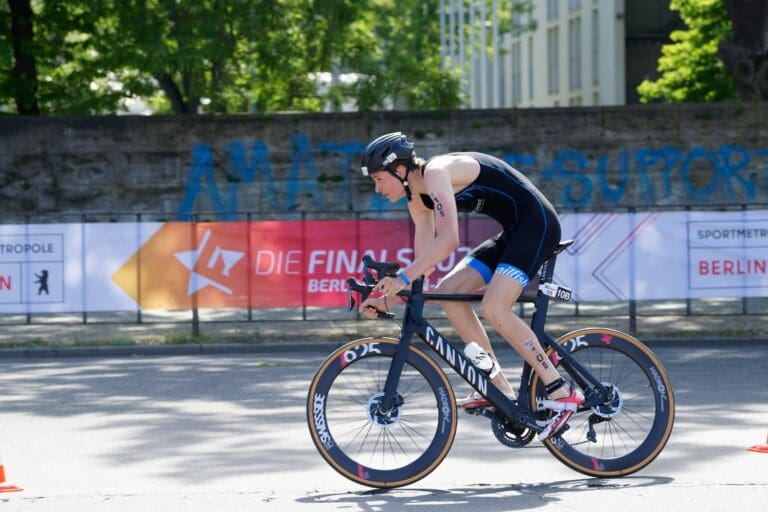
[367,393,403,428]
[592,383,623,418]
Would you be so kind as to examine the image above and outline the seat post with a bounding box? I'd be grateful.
[538,253,558,285]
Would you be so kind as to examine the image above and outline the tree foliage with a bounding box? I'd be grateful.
[637,0,736,103]
[1,0,468,114]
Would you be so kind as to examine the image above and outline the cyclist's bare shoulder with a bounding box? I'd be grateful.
[424,154,479,191]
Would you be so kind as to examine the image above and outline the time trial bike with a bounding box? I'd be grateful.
[307,240,675,488]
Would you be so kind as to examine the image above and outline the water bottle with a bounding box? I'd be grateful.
[464,342,499,378]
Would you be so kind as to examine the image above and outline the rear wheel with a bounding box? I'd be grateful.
[530,328,675,477]
[307,337,458,488]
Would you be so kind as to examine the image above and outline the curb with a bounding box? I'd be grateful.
[0,336,764,359]
[0,341,348,359]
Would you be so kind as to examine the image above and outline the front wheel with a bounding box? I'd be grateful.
[530,328,675,477]
[307,337,458,488]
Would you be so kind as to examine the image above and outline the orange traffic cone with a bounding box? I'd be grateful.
[0,454,22,493]
[747,433,768,454]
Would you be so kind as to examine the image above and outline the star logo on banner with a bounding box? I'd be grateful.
[174,229,245,295]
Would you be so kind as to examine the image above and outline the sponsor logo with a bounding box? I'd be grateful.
[565,335,588,353]
[313,392,334,449]
[649,366,668,413]
[425,327,488,396]
[437,386,452,434]
[174,228,245,295]
[340,342,382,367]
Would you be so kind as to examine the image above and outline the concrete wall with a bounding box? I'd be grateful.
[1,103,767,222]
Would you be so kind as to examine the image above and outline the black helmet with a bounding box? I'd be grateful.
[360,132,415,176]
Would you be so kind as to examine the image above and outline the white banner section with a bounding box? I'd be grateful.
[0,223,162,314]
[0,210,766,313]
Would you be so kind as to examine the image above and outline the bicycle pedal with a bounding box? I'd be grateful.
[464,406,495,418]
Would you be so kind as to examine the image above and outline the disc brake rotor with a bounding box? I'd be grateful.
[367,392,403,428]
[592,383,623,418]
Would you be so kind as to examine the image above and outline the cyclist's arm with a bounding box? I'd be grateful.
[401,164,460,282]
[408,201,435,267]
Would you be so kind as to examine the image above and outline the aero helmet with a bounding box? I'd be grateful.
[360,132,415,176]
[361,132,416,200]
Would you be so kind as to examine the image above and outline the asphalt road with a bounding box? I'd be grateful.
[0,340,766,511]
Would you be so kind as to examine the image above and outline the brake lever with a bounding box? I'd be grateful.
[346,277,395,320]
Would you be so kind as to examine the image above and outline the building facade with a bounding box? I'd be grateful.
[441,0,680,108]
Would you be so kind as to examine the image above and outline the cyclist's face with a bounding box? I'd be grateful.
[371,169,405,202]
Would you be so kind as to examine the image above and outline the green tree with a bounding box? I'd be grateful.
[1,0,531,114]
[638,0,736,103]
[2,0,38,114]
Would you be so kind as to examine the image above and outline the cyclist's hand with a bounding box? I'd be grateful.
[375,275,408,297]
[359,296,388,319]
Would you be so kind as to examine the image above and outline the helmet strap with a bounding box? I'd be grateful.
[387,159,415,201]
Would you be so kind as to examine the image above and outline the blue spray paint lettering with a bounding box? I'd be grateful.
[227,140,280,212]
[597,149,631,205]
[552,149,593,207]
[178,144,231,220]
[319,141,366,211]
[286,132,325,211]
[179,142,768,217]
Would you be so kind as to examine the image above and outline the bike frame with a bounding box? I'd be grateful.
[377,252,612,431]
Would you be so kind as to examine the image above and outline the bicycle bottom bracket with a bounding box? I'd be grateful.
[491,411,535,448]
[367,392,404,428]
[592,383,623,418]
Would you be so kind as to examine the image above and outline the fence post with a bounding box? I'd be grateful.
[742,203,748,315]
[301,211,307,321]
[685,205,692,317]
[247,211,253,322]
[24,215,31,325]
[81,214,88,325]
[191,215,200,336]
[136,213,143,324]
[628,206,637,334]
[355,211,361,321]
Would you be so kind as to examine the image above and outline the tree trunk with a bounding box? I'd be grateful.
[153,72,196,114]
[7,0,40,114]
[718,0,768,100]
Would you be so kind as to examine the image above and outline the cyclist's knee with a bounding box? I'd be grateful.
[479,301,502,325]
[479,299,518,327]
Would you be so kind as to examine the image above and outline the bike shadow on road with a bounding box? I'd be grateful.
[296,476,674,511]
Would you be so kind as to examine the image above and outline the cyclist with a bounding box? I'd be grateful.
[358,131,583,440]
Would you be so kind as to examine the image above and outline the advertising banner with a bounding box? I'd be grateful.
[0,210,766,313]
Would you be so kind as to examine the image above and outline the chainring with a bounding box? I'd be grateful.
[490,411,536,448]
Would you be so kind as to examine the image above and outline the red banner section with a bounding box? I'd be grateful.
[112,219,500,310]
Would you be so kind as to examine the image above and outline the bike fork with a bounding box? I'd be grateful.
[378,331,411,414]
[378,281,429,414]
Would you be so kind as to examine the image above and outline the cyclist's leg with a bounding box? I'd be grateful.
[480,273,567,399]
[479,215,568,400]
[434,262,516,397]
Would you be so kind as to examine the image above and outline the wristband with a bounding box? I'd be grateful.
[397,270,411,286]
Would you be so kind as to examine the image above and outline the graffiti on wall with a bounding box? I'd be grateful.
[178,131,768,219]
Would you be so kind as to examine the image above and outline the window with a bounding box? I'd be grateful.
[528,36,534,100]
[568,17,582,90]
[547,0,559,21]
[547,27,559,94]
[569,0,582,12]
[511,42,522,104]
[591,9,599,85]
